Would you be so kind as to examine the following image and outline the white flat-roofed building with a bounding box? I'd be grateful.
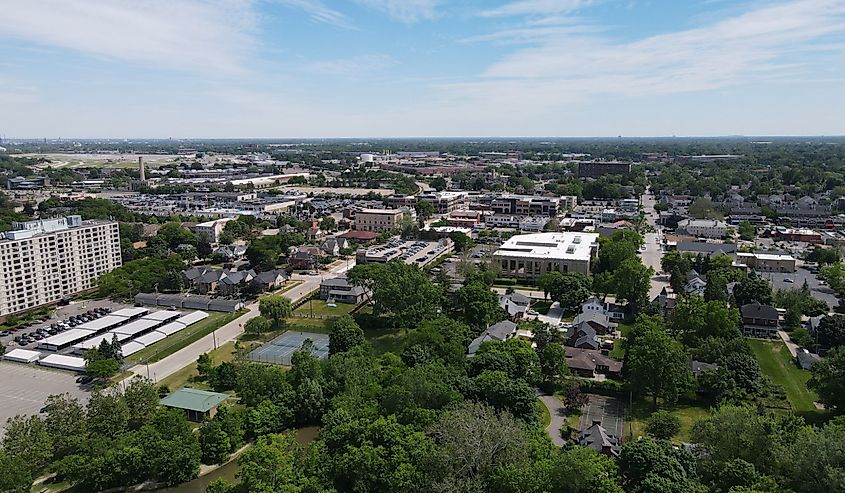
[175,311,209,326]
[39,328,97,351]
[156,321,188,336]
[111,307,149,319]
[142,310,183,322]
[0,216,121,317]
[677,219,729,239]
[39,354,86,372]
[735,252,797,273]
[493,232,599,280]
[355,208,405,233]
[3,348,42,363]
[77,315,127,333]
[111,318,160,337]
[193,218,235,243]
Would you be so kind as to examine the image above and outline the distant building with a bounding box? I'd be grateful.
[735,252,797,273]
[490,194,562,216]
[192,217,235,243]
[7,176,50,190]
[577,161,632,179]
[0,216,121,317]
[355,208,405,233]
[493,232,599,280]
[677,219,729,239]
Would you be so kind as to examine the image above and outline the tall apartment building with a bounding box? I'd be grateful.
[355,208,405,233]
[0,216,121,317]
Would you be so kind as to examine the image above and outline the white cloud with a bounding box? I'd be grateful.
[456,0,845,107]
[481,0,595,17]
[276,0,350,27]
[355,0,442,23]
[304,54,396,76]
[0,0,258,75]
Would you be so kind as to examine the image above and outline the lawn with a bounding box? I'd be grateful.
[609,339,625,360]
[127,310,245,364]
[627,400,711,443]
[531,300,553,315]
[538,400,551,428]
[749,339,818,412]
[292,299,357,319]
[157,341,239,392]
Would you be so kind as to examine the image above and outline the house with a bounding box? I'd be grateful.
[652,286,677,319]
[218,270,256,296]
[252,270,288,292]
[580,296,625,321]
[195,269,226,294]
[500,292,530,321]
[684,270,707,296]
[565,323,600,350]
[741,302,780,338]
[571,311,617,335]
[288,245,322,270]
[578,421,621,457]
[212,244,247,260]
[690,360,720,378]
[320,237,349,256]
[796,349,821,370]
[468,320,518,356]
[565,347,623,378]
[160,387,229,422]
[319,277,368,304]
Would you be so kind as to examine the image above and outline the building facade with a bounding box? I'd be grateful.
[493,232,599,280]
[577,161,632,179]
[0,216,121,317]
[355,208,405,233]
[677,219,729,238]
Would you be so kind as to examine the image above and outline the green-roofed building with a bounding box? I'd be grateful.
[160,387,229,421]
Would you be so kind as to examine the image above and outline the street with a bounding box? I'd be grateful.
[121,259,355,384]
[640,190,669,300]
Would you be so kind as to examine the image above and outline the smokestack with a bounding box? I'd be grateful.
[138,156,146,182]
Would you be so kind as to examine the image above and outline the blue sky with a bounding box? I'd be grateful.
[1,0,844,138]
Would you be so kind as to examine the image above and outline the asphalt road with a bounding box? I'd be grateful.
[640,190,669,300]
[537,392,568,447]
[121,260,356,384]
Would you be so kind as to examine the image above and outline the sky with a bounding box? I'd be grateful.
[1,0,844,138]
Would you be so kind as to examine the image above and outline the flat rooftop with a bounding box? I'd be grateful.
[494,232,599,261]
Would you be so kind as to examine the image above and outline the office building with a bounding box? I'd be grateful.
[493,232,599,280]
[388,191,468,214]
[0,216,121,317]
[735,252,797,273]
[677,219,729,239]
[355,208,405,233]
[490,194,563,216]
[577,161,632,179]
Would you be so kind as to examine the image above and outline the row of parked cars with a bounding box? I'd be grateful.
[6,307,112,348]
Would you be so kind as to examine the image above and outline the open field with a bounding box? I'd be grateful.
[292,299,357,319]
[127,311,244,364]
[157,341,239,392]
[627,401,710,443]
[24,153,182,169]
[749,339,818,412]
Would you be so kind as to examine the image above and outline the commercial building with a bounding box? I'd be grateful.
[493,232,599,280]
[735,252,797,273]
[355,208,405,233]
[490,195,562,216]
[192,217,235,243]
[677,219,729,239]
[389,191,468,214]
[577,161,632,179]
[0,216,121,317]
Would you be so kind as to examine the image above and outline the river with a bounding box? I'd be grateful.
[158,426,320,493]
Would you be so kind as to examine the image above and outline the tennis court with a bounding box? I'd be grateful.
[247,331,330,365]
[579,395,624,439]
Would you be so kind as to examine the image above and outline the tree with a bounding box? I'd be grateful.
[454,281,504,329]
[620,437,703,493]
[738,221,756,241]
[539,343,569,386]
[43,393,87,460]
[449,231,473,253]
[430,177,447,191]
[613,258,654,309]
[328,315,365,355]
[537,272,591,312]
[321,216,336,231]
[468,370,538,422]
[199,420,231,465]
[1,415,52,474]
[197,352,214,379]
[815,314,845,351]
[428,401,530,492]
[704,273,729,302]
[244,315,272,337]
[123,377,160,429]
[809,346,845,411]
[670,296,741,347]
[733,274,773,307]
[86,388,129,438]
[807,247,840,265]
[626,317,694,406]
[563,380,589,412]
[0,451,31,493]
[415,200,435,220]
[645,411,681,440]
[347,261,441,327]
[258,296,292,330]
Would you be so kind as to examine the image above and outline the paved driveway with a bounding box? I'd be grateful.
[537,392,567,447]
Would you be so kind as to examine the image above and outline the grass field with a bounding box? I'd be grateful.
[538,399,551,428]
[292,299,357,319]
[127,310,245,364]
[627,401,711,443]
[157,341,239,392]
[749,339,818,412]
[609,339,625,360]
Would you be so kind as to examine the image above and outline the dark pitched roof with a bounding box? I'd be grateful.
[741,302,779,320]
[578,422,620,457]
[564,347,622,373]
[690,360,719,377]
[676,242,737,254]
[796,351,821,370]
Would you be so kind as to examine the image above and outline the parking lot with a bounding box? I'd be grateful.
[762,266,839,309]
[0,362,90,435]
[0,300,129,353]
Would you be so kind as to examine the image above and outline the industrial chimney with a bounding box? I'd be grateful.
[138,156,146,182]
